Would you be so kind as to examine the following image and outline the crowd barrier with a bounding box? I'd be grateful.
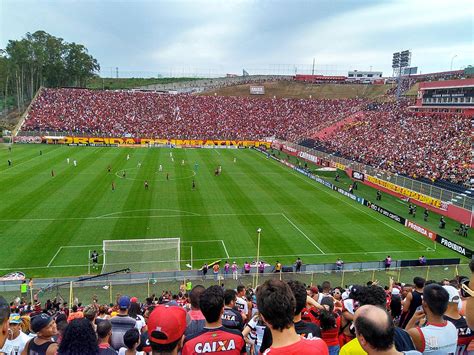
[1,263,471,305]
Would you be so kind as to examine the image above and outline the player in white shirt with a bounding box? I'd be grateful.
[181,160,185,166]
[158,164,163,172]
[66,158,70,164]
[0,314,30,355]
[73,160,77,167]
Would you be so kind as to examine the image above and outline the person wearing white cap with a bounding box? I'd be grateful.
[442,285,474,354]
[0,313,30,355]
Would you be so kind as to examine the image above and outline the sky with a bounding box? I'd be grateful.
[1,0,473,78]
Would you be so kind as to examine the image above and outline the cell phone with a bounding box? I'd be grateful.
[416,305,424,312]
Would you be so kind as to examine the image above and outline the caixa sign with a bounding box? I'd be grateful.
[352,171,365,181]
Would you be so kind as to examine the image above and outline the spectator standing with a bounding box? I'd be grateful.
[185,285,206,337]
[260,280,322,353]
[399,277,424,329]
[97,320,117,355]
[118,328,144,355]
[466,260,474,329]
[202,264,208,279]
[336,258,344,272]
[110,296,137,351]
[0,313,30,355]
[23,313,58,355]
[0,298,11,349]
[57,318,98,355]
[182,285,245,354]
[384,256,392,270]
[221,290,244,331]
[442,285,474,353]
[147,305,188,355]
[256,280,328,354]
[243,262,251,274]
[223,261,230,278]
[235,285,249,322]
[354,305,421,355]
[258,261,265,274]
[212,263,220,281]
[406,284,457,354]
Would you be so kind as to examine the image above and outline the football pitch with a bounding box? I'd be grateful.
[0,144,464,278]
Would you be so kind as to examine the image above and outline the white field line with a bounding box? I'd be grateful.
[0,212,283,223]
[281,213,325,254]
[95,208,200,219]
[0,249,436,271]
[220,240,230,259]
[252,150,433,250]
[213,149,221,155]
[47,247,62,267]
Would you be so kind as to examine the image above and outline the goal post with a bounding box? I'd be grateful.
[102,238,181,274]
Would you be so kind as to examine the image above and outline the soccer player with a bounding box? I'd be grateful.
[144,180,149,190]
[181,160,185,166]
[107,165,111,173]
[169,152,173,158]
[127,154,130,160]
[233,157,236,163]
[7,159,11,167]
[137,161,142,168]
[166,172,169,181]
[51,170,55,177]
[182,286,245,355]
[112,182,115,191]
[91,250,99,270]
[192,179,196,190]
[73,159,77,167]
[67,157,70,164]
[159,164,163,172]
[171,157,174,162]
[122,171,126,178]
[376,190,381,201]
[423,208,429,222]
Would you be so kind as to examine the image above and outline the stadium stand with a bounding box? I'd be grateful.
[315,101,472,186]
[21,88,365,142]
[2,261,473,354]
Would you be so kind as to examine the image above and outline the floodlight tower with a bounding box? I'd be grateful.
[392,50,411,100]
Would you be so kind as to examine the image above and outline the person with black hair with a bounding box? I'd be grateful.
[406,284,457,354]
[256,280,328,354]
[182,286,245,354]
[97,320,117,355]
[23,313,58,355]
[354,305,421,355]
[119,328,143,355]
[0,296,11,349]
[185,285,206,337]
[221,289,244,331]
[259,280,322,353]
[57,318,98,355]
[400,277,424,329]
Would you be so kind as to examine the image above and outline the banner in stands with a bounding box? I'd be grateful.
[365,201,406,225]
[333,186,357,202]
[14,136,42,144]
[352,171,365,181]
[366,175,443,209]
[436,235,473,259]
[404,220,436,241]
[298,151,319,164]
[250,86,265,95]
[43,136,271,148]
[331,162,346,170]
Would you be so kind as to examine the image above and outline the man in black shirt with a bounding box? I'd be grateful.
[91,250,99,270]
[221,289,244,331]
[259,280,321,352]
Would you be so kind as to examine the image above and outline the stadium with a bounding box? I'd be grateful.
[0,2,473,354]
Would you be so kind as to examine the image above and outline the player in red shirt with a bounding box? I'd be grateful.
[182,285,245,354]
[256,280,328,355]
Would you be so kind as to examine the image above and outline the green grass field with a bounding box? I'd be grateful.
[0,144,466,279]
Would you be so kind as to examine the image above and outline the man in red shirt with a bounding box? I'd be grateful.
[257,280,328,354]
[182,285,245,354]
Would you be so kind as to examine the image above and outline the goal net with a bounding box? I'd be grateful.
[101,238,181,274]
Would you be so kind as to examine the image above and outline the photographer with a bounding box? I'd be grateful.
[466,260,474,329]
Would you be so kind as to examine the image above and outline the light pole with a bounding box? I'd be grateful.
[450,55,458,71]
[255,228,262,287]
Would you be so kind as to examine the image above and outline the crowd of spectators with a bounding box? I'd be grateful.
[0,260,473,354]
[22,88,365,142]
[317,102,472,184]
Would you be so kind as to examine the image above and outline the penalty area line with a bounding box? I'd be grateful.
[281,213,326,254]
